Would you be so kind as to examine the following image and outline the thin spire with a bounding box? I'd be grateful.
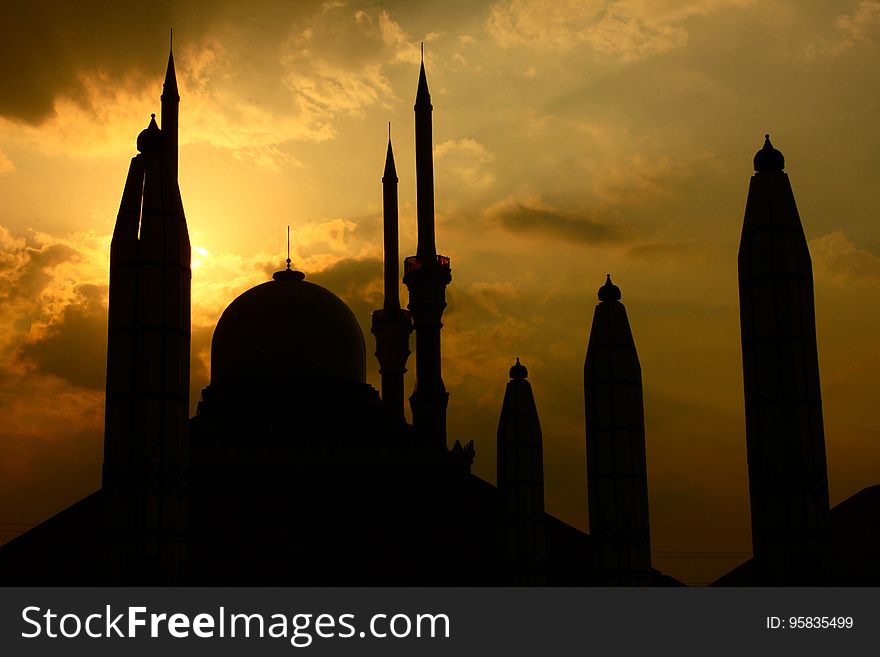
[415,45,431,108]
[162,36,179,101]
[384,127,397,181]
[160,31,180,179]
[421,41,424,63]
[273,225,305,281]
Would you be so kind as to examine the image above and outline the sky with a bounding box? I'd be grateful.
[0,0,878,585]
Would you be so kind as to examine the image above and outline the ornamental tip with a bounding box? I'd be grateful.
[509,357,528,380]
[598,274,622,302]
[136,114,164,153]
[753,133,784,172]
[274,226,305,280]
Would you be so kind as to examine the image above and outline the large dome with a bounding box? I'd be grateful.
[210,269,366,388]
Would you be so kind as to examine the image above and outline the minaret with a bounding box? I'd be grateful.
[160,38,179,179]
[584,275,653,586]
[497,359,547,585]
[102,54,190,584]
[403,50,452,451]
[371,129,413,423]
[738,134,831,584]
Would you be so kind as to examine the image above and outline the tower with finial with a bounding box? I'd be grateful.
[403,46,452,451]
[738,134,831,584]
[372,125,413,423]
[102,43,189,584]
[161,31,179,180]
[497,358,547,584]
[584,275,653,585]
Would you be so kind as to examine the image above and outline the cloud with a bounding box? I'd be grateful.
[310,256,384,338]
[0,2,417,168]
[486,197,632,243]
[0,149,12,174]
[804,1,880,57]
[486,0,754,60]
[591,153,682,203]
[435,138,495,191]
[17,284,108,390]
[810,231,880,288]
[0,226,110,537]
[0,0,218,124]
[0,226,108,363]
[625,240,703,260]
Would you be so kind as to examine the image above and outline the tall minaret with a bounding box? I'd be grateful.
[161,39,179,180]
[497,359,547,585]
[738,134,831,584]
[102,50,190,584]
[584,275,653,586]
[371,129,412,424]
[403,50,452,451]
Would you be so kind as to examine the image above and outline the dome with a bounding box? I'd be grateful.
[753,133,784,172]
[210,270,366,388]
[598,274,621,302]
[137,114,165,153]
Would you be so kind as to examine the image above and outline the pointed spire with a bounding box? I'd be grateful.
[415,43,431,109]
[161,37,179,103]
[383,124,397,182]
[160,34,180,180]
[413,50,436,259]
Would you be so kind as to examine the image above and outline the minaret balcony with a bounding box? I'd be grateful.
[404,254,451,275]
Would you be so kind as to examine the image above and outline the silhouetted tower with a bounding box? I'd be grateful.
[161,42,179,180]
[102,48,190,584]
[497,359,547,584]
[371,132,413,423]
[403,53,452,451]
[738,135,831,584]
[584,275,652,586]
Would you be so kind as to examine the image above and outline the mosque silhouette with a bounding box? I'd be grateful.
[0,47,878,586]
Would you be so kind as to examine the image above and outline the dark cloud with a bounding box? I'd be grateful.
[18,284,107,389]
[625,241,701,260]
[0,0,414,125]
[0,1,214,123]
[0,242,81,301]
[310,257,383,338]
[489,200,632,244]
[0,0,340,124]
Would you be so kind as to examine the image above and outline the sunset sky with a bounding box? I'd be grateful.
[1,0,879,585]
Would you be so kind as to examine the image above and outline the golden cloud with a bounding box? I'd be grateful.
[486,0,755,60]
